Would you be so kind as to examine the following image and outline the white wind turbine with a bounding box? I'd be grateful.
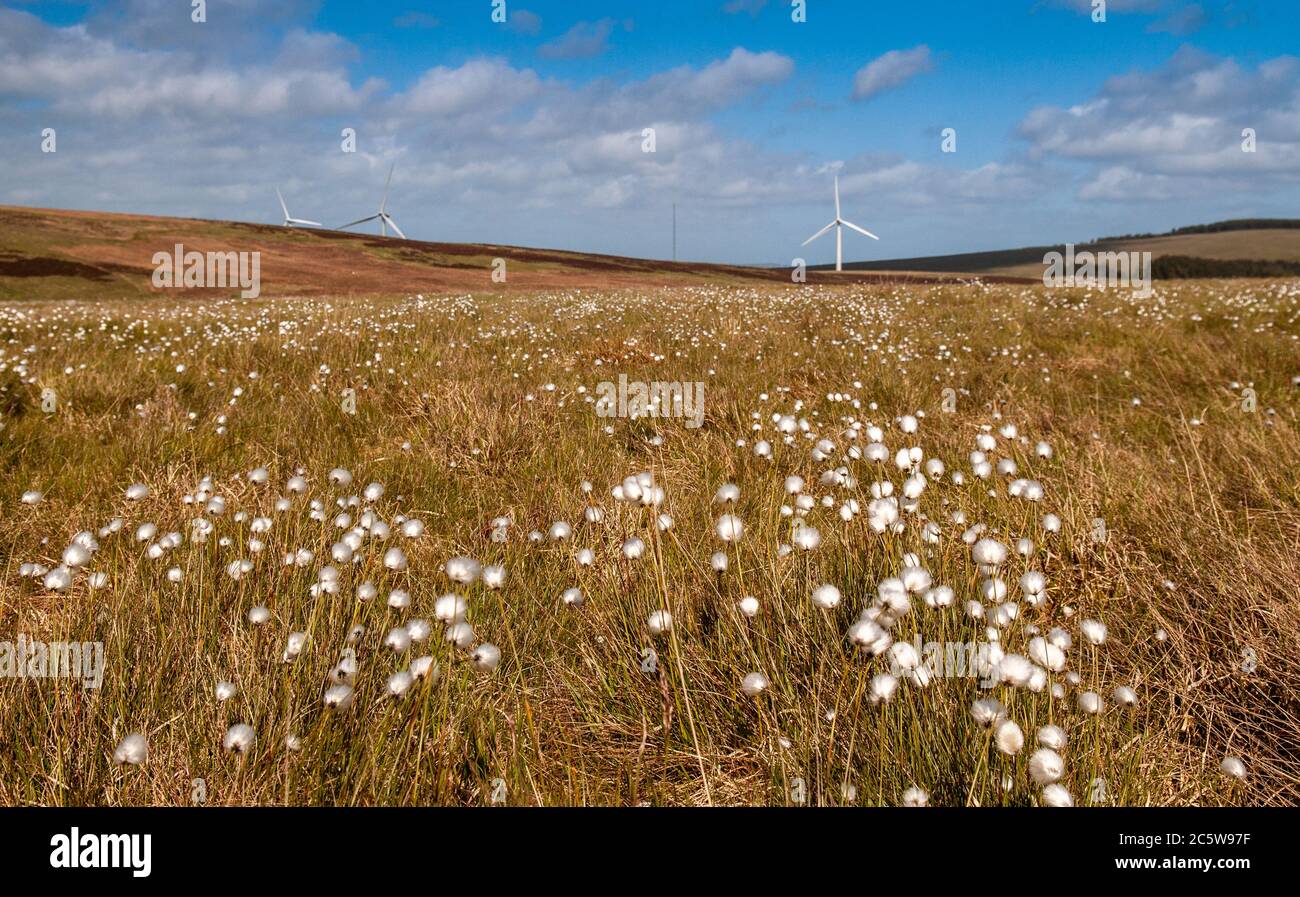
[338,163,406,239]
[802,175,878,272]
[276,187,321,227]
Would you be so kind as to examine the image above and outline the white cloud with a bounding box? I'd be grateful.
[507,10,543,36]
[851,46,933,101]
[1017,47,1300,201]
[539,20,618,60]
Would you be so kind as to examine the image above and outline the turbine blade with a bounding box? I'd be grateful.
[337,215,379,230]
[381,163,394,212]
[384,214,407,240]
[841,219,880,240]
[289,218,322,227]
[834,176,841,220]
[276,187,289,219]
[802,221,836,246]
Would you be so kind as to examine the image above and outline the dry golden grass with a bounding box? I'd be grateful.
[0,279,1296,806]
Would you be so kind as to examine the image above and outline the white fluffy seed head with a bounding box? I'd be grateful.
[114,733,148,765]
[994,719,1025,755]
[647,610,673,636]
[741,671,768,697]
[1220,756,1247,780]
[471,643,501,673]
[1029,748,1065,785]
[811,583,841,610]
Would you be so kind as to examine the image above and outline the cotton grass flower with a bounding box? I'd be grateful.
[848,619,890,656]
[470,643,501,673]
[889,640,920,671]
[714,483,740,504]
[971,538,1008,567]
[715,514,744,542]
[1080,619,1108,645]
[1220,756,1246,780]
[383,547,408,572]
[1029,748,1065,785]
[113,733,148,765]
[1037,725,1067,750]
[1077,691,1104,714]
[971,698,1006,728]
[445,622,475,649]
[900,786,929,807]
[482,564,506,589]
[282,631,307,663]
[811,584,841,610]
[384,627,412,653]
[434,594,468,623]
[387,670,414,699]
[1041,784,1073,807]
[869,673,898,705]
[741,672,768,697]
[792,525,821,551]
[215,681,238,702]
[1027,637,1066,672]
[738,596,760,617]
[323,684,355,710]
[994,719,1025,755]
[445,556,481,584]
[410,656,439,682]
[222,723,255,755]
[647,610,673,636]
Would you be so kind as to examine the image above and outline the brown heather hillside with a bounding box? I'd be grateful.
[0,205,1032,302]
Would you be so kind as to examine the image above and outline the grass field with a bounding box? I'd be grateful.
[1,276,1298,806]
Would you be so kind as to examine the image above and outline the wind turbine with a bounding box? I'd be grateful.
[802,175,878,272]
[337,163,406,239]
[276,187,321,228]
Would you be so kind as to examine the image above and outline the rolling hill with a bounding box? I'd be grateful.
[0,205,1030,302]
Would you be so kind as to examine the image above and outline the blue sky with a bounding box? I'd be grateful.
[2,0,1298,264]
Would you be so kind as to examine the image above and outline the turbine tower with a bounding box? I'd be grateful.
[276,187,321,228]
[802,175,878,272]
[338,163,406,239]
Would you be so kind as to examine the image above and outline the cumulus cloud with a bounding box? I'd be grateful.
[11,3,1285,263]
[539,19,619,60]
[851,46,933,101]
[1018,47,1300,200]
[507,9,543,36]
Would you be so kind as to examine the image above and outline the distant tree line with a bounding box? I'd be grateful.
[1152,255,1300,279]
[1107,219,1300,240]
